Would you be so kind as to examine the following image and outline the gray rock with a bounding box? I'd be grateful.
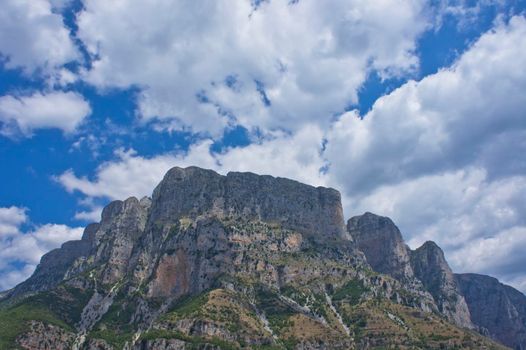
[9,223,98,297]
[95,196,150,284]
[410,241,473,329]
[16,321,76,350]
[150,167,346,238]
[347,212,415,282]
[456,273,526,349]
[2,166,520,350]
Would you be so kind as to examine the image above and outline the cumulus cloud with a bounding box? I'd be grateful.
[450,226,526,277]
[346,168,526,287]
[57,124,328,203]
[76,0,429,135]
[217,124,327,186]
[58,15,526,292]
[322,16,526,291]
[0,206,83,291]
[0,0,78,74]
[74,207,104,222]
[0,206,27,237]
[58,142,217,200]
[325,15,526,197]
[0,91,91,137]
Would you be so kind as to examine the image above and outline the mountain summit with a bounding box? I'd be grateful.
[1,167,524,349]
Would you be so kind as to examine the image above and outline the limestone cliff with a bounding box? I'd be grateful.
[0,167,517,350]
[456,273,526,350]
[150,167,346,237]
[410,241,473,329]
[347,212,415,283]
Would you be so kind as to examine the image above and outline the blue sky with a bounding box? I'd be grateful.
[1,0,526,292]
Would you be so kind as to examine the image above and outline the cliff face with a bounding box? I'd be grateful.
[348,213,473,329]
[150,167,346,237]
[347,212,415,282]
[11,223,98,296]
[456,273,526,350]
[0,167,520,350]
[410,241,473,329]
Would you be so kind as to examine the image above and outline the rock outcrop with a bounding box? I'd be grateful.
[347,212,415,282]
[0,166,520,350]
[16,321,76,350]
[150,167,346,237]
[456,273,526,350]
[347,214,480,332]
[10,223,98,297]
[410,241,473,329]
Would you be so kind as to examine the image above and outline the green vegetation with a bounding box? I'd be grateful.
[97,299,135,327]
[0,299,72,349]
[252,345,287,350]
[165,291,209,318]
[280,285,308,306]
[165,221,181,243]
[88,328,133,349]
[310,293,329,320]
[140,328,240,349]
[280,337,299,350]
[89,290,137,348]
[332,279,366,305]
[255,287,295,334]
[47,285,93,324]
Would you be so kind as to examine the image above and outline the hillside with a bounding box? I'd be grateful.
[0,166,524,350]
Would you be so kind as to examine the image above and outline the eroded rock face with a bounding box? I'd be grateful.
[456,273,526,349]
[150,167,346,238]
[16,321,76,350]
[347,212,415,282]
[410,241,473,329]
[95,196,151,285]
[1,166,522,350]
[348,214,477,330]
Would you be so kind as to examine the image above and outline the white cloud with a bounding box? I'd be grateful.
[321,16,526,292]
[449,226,526,277]
[57,124,328,204]
[0,91,91,137]
[218,124,328,186]
[58,142,216,200]
[40,7,526,294]
[0,224,84,265]
[344,167,526,288]
[349,169,525,245]
[0,264,36,292]
[76,0,430,135]
[0,206,83,291]
[54,17,526,293]
[0,0,78,74]
[74,207,104,222]
[0,206,27,237]
[325,15,526,197]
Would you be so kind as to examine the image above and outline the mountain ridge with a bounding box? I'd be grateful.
[1,166,524,350]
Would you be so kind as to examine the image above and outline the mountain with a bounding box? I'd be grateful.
[349,213,473,329]
[410,241,473,329]
[0,166,523,349]
[456,273,526,350]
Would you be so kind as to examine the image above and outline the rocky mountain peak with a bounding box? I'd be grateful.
[456,273,526,349]
[150,166,346,238]
[1,167,525,350]
[410,241,474,329]
[347,212,415,282]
